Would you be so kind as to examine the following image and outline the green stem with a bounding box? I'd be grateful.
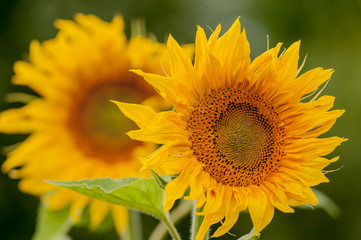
[149,200,192,240]
[191,204,209,240]
[123,209,143,240]
[162,211,182,240]
[237,227,261,240]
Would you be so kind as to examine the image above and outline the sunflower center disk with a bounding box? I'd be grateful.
[187,88,285,186]
[68,78,154,163]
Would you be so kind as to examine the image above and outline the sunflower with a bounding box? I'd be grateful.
[115,19,346,239]
[0,14,171,233]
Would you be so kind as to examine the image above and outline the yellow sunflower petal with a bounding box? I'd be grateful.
[131,69,192,112]
[213,18,251,87]
[196,213,224,240]
[115,17,346,238]
[140,143,191,175]
[292,67,333,97]
[164,161,196,212]
[1,13,171,233]
[126,111,189,145]
[112,205,129,234]
[208,24,222,48]
[167,34,198,101]
[111,101,157,128]
[262,182,294,213]
[69,195,89,223]
[212,210,239,238]
[248,186,275,234]
[194,26,212,96]
[285,137,346,158]
[250,42,282,74]
[2,133,52,172]
[276,40,300,82]
[287,185,318,206]
[12,60,65,99]
[46,189,74,210]
[211,190,242,237]
[89,199,110,230]
[0,106,37,134]
[199,187,223,215]
[17,177,55,195]
[183,161,208,205]
[279,163,329,186]
[27,40,57,75]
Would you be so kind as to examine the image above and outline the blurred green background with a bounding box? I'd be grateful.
[0,0,360,239]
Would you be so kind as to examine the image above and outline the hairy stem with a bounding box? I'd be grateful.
[149,200,192,240]
[124,209,143,240]
[191,204,209,240]
[162,211,182,240]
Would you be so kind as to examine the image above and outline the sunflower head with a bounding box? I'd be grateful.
[0,13,175,233]
[116,18,346,239]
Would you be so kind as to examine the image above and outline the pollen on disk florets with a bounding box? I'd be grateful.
[187,88,286,187]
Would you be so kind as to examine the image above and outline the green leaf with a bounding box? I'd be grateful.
[5,92,38,103]
[75,204,114,233]
[296,189,341,219]
[48,177,166,222]
[151,170,171,189]
[313,189,341,219]
[32,202,73,240]
[237,227,261,240]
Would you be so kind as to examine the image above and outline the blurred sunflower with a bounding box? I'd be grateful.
[115,19,346,239]
[0,14,171,233]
